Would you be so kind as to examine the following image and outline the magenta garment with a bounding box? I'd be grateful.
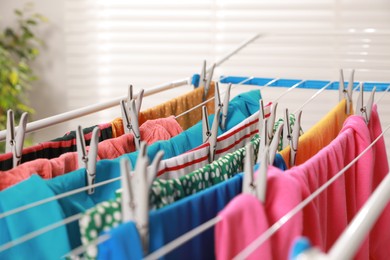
[215,194,273,260]
[367,104,390,260]
[266,114,387,260]
[217,112,389,260]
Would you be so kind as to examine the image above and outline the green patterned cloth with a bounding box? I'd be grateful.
[79,114,297,259]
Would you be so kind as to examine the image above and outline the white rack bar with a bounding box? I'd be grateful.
[0,78,190,141]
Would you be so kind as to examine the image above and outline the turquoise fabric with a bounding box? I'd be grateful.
[0,175,71,260]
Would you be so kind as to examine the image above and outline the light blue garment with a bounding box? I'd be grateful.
[0,175,71,260]
[0,89,262,258]
[98,221,143,260]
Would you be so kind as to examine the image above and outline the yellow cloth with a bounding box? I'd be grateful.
[111,83,216,137]
[280,99,353,168]
[111,118,125,138]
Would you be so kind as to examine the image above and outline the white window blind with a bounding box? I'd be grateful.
[64,0,390,125]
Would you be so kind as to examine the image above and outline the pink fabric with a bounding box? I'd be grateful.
[260,114,388,260]
[215,194,273,260]
[367,105,390,260]
[0,116,182,190]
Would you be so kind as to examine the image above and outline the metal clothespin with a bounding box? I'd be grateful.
[282,108,302,166]
[258,99,277,140]
[127,84,144,114]
[356,83,376,124]
[202,105,221,163]
[221,83,231,130]
[120,142,164,254]
[243,141,269,203]
[120,85,144,149]
[269,122,284,165]
[204,63,216,100]
[198,60,207,89]
[258,118,269,164]
[215,82,231,130]
[290,110,302,167]
[76,126,99,194]
[199,60,216,101]
[282,108,292,150]
[5,110,28,168]
[339,69,355,115]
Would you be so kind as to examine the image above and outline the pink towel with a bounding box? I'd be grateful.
[215,194,273,260]
[0,116,182,190]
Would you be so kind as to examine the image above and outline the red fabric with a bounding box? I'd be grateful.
[0,116,182,190]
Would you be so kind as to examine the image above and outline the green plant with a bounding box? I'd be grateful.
[0,3,47,150]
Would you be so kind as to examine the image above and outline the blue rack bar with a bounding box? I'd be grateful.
[220,76,390,91]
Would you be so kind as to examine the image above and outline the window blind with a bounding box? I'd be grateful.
[64,0,390,127]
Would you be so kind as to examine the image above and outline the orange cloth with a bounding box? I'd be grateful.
[111,83,216,136]
[280,99,352,168]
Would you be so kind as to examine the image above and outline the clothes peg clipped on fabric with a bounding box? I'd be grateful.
[267,102,278,140]
[202,106,211,144]
[338,69,355,115]
[120,85,144,149]
[201,105,221,163]
[214,82,231,130]
[282,108,302,166]
[76,125,99,194]
[5,109,28,168]
[198,60,216,100]
[204,63,216,101]
[356,83,376,124]
[242,142,255,195]
[269,122,284,165]
[221,83,231,130]
[120,142,164,254]
[257,99,273,135]
[126,84,144,114]
[242,141,269,203]
[290,110,302,167]
[198,60,207,89]
[258,118,269,164]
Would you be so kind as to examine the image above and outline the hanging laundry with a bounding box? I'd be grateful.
[0,89,261,259]
[0,122,113,171]
[0,116,183,191]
